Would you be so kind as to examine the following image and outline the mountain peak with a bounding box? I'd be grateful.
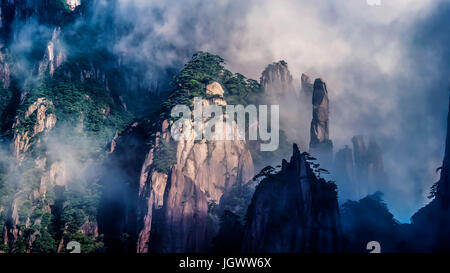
[260,60,294,99]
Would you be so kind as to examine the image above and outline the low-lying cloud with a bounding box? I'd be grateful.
[106,0,450,221]
[7,0,449,222]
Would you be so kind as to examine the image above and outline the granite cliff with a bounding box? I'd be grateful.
[260,61,295,101]
[136,82,254,253]
[242,144,342,253]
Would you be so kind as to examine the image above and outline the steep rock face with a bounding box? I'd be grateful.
[242,144,342,253]
[409,96,450,252]
[12,98,56,160]
[38,28,66,76]
[98,121,150,253]
[309,78,333,168]
[351,136,387,198]
[0,1,139,253]
[260,61,295,101]
[137,82,254,253]
[0,58,128,252]
[3,97,61,250]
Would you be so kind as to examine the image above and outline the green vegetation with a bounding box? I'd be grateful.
[29,198,57,253]
[149,52,263,173]
[61,182,102,232]
[20,68,132,149]
[341,192,403,252]
[63,232,104,253]
[0,50,265,252]
[160,51,263,123]
[153,140,177,174]
[18,200,32,223]
[32,229,57,253]
[0,159,10,207]
[0,5,128,253]
[17,159,44,191]
[0,85,13,118]
[0,78,20,137]
[0,56,125,252]
[216,181,256,223]
[18,181,104,253]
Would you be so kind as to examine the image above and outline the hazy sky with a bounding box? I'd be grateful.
[105,0,450,221]
[106,0,450,221]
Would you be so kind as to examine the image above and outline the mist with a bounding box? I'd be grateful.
[96,0,448,222]
[4,0,449,222]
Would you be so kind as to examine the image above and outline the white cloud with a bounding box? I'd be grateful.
[108,0,448,220]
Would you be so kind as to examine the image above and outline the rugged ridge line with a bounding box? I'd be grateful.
[242,144,342,253]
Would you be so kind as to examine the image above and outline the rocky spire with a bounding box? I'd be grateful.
[309,78,333,168]
[38,28,66,76]
[260,60,295,100]
[242,144,342,253]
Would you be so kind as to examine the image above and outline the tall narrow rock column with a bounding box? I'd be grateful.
[309,78,333,168]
